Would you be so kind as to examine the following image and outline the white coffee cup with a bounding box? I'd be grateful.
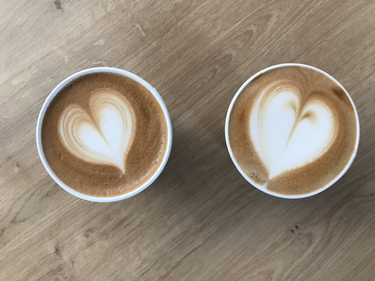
[225,63,360,199]
[36,67,173,202]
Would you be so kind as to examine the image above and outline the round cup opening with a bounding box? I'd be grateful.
[225,63,360,199]
[36,67,173,202]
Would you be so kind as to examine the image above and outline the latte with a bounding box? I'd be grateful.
[226,64,359,197]
[41,71,169,198]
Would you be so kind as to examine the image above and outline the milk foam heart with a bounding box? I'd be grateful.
[250,81,338,179]
[59,90,135,173]
[227,65,358,197]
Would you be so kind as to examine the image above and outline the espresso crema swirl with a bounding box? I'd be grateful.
[41,73,168,197]
[228,66,358,196]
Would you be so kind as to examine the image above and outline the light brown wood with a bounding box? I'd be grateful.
[1,0,375,280]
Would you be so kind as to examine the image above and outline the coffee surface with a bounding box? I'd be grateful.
[228,66,358,196]
[42,72,168,197]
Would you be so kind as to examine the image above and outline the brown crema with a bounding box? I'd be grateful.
[228,66,358,196]
[42,73,168,197]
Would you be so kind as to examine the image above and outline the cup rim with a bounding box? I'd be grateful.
[36,67,173,202]
[224,63,360,199]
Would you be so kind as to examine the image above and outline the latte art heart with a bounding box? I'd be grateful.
[228,65,358,196]
[250,81,338,179]
[59,90,135,173]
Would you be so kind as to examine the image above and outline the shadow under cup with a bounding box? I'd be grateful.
[225,63,360,199]
[36,67,173,202]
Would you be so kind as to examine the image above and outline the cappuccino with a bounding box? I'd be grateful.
[226,64,359,197]
[41,72,169,198]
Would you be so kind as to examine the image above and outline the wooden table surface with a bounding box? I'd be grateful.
[1,0,375,280]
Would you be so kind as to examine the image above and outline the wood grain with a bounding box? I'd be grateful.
[1,0,375,280]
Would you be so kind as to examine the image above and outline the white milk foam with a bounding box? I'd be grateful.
[250,82,337,179]
[59,90,135,173]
